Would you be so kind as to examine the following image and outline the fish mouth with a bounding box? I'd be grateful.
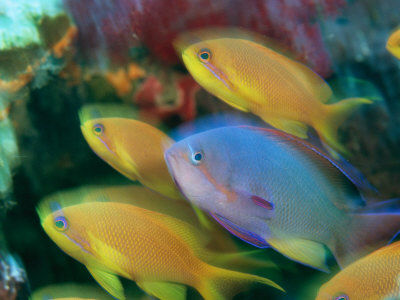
[164,151,185,195]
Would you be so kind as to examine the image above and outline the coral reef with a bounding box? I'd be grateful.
[0,249,29,300]
[64,0,347,76]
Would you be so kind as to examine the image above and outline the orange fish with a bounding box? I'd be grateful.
[38,194,283,300]
[316,241,400,300]
[80,115,180,199]
[387,28,400,59]
[175,30,372,155]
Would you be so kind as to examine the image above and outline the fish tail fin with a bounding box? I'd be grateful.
[333,207,400,268]
[197,265,284,300]
[317,97,372,156]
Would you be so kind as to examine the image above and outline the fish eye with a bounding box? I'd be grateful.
[54,216,68,232]
[92,123,104,136]
[198,48,211,63]
[334,294,349,300]
[191,151,204,166]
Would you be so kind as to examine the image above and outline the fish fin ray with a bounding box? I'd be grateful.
[136,281,187,300]
[88,232,130,277]
[318,97,372,156]
[144,212,210,253]
[264,118,308,139]
[333,212,400,268]
[210,213,269,248]
[198,264,284,300]
[268,236,331,272]
[272,53,333,103]
[86,266,125,300]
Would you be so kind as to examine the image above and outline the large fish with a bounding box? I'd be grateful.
[175,33,371,155]
[316,242,400,300]
[37,192,283,300]
[164,126,400,272]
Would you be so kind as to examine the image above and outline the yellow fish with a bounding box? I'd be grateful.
[49,185,264,258]
[37,196,283,300]
[80,115,180,200]
[387,28,400,60]
[316,242,400,300]
[175,31,372,155]
[79,109,213,229]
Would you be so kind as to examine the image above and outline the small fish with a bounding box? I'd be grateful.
[37,195,283,300]
[80,115,181,199]
[175,31,372,155]
[165,126,400,271]
[387,28,400,59]
[316,242,400,300]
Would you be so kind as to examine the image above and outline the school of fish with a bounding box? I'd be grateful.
[34,27,400,300]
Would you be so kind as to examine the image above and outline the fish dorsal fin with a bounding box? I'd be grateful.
[268,236,331,272]
[137,281,187,300]
[242,39,333,103]
[86,266,125,300]
[243,126,370,211]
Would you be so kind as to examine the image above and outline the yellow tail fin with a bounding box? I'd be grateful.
[197,265,284,300]
[318,97,372,156]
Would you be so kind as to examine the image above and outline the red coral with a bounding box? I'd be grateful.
[64,0,347,76]
[134,74,199,123]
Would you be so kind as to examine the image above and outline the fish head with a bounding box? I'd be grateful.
[164,128,236,213]
[80,117,142,181]
[316,274,360,300]
[38,201,92,263]
[180,39,238,98]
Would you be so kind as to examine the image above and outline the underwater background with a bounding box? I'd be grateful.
[1,0,400,299]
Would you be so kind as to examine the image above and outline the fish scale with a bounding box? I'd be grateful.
[39,199,283,299]
[317,242,400,299]
[177,34,372,154]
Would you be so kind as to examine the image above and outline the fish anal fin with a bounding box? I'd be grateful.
[210,213,269,248]
[264,118,308,139]
[268,236,331,272]
[137,281,187,300]
[87,266,125,300]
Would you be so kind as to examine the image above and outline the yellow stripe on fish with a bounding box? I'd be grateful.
[175,32,372,156]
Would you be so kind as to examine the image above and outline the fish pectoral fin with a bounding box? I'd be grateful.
[264,118,308,139]
[87,232,130,277]
[87,266,125,300]
[268,236,331,272]
[137,281,187,300]
[210,213,269,248]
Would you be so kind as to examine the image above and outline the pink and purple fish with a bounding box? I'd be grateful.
[165,126,400,272]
